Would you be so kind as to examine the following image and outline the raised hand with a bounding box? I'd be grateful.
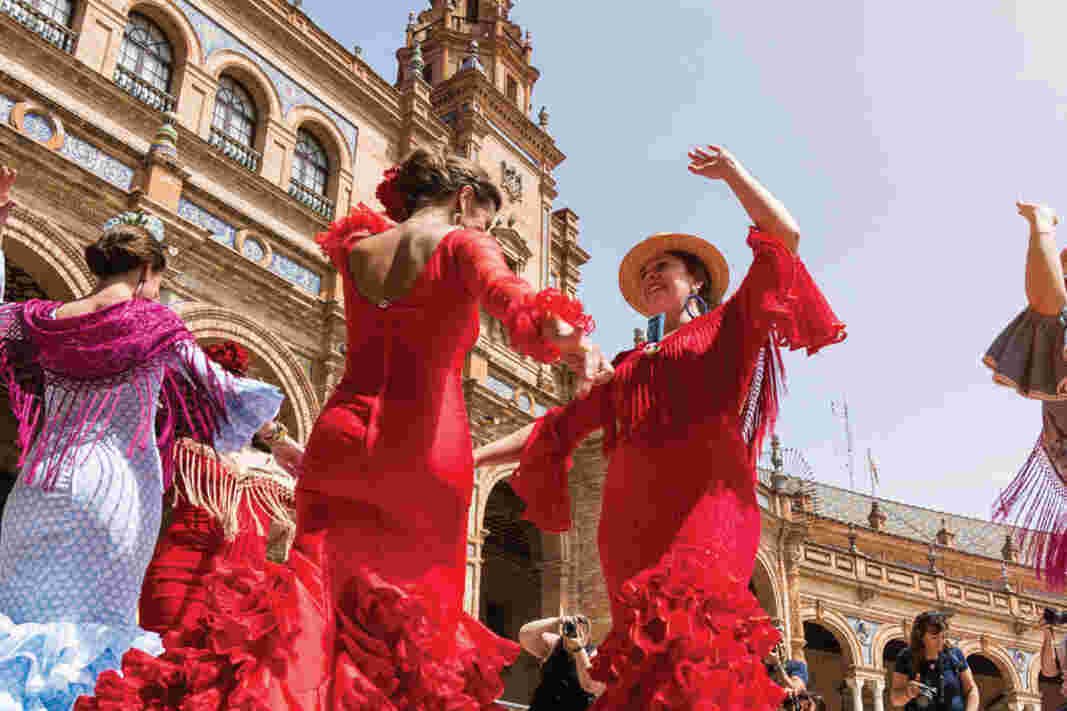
[1018,201,1059,234]
[687,145,741,181]
[0,166,16,206]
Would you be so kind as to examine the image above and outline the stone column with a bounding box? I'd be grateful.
[869,677,885,711]
[844,677,864,711]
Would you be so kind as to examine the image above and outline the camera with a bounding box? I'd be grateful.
[782,692,823,711]
[913,682,938,709]
[1045,607,1067,626]
[561,619,578,638]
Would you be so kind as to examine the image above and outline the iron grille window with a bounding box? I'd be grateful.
[117,12,173,95]
[26,0,73,26]
[212,75,257,148]
[292,129,329,197]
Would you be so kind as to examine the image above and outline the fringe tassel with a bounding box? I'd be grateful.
[994,438,1067,588]
[170,440,296,541]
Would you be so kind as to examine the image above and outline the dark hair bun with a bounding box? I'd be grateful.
[85,229,166,279]
[391,148,502,220]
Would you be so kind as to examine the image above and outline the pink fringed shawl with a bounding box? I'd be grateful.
[0,298,228,491]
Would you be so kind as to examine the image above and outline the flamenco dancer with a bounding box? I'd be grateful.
[0,166,283,710]
[81,148,613,709]
[138,339,302,640]
[476,145,846,710]
[983,201,1067,585]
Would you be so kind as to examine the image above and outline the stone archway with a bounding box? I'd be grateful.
[803,620,852,711]
[966,652,1013,709]
[174,304,318,441]
[481,479,546,707]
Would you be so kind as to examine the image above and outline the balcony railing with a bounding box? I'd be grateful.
[209,127,261,173]
[0,0,76,53]
[114,66,176,112]
[288,179,334,219]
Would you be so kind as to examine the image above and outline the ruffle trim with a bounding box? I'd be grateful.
[503,288,596,363]
[333,567,520,710]
[747,229,847,355]
[590,545,785,711]
[315,204,395,269]
[511,411,573,533]
[0,615,161,711]
[76,557,306,710]
[983,307,1067,401]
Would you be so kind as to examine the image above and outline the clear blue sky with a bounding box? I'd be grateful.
[301,0,1067,521]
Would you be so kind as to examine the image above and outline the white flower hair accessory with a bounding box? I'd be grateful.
[102,211,165,243]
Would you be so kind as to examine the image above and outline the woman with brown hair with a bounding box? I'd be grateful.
[890,611,978,711]
[82,148,611,709]
[0,166,283,710]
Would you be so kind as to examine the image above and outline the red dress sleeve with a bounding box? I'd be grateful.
[315,203,394,269]
[510,383,607,533]
[453,230,594,363]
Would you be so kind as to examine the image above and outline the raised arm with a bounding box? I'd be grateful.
[688,146,800,253]
[1019,202,1067,316]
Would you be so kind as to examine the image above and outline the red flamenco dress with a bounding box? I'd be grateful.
[78,204,596,710]
[512,230,845,710]
[139,343,298,640]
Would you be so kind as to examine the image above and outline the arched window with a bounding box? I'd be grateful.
[3,0,76,51]
[210,75,260,171]
[115,12,175,111]
[289,129,333,217]
[466,0,479,22]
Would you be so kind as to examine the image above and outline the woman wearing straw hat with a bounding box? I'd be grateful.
[476,145,846,710]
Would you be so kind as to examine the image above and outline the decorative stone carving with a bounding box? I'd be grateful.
[501,161,523,203]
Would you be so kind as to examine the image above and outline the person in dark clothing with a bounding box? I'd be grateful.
[890,611,978,711]
[520,614,605,710]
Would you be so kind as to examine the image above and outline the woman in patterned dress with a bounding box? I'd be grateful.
[0,166,283,710]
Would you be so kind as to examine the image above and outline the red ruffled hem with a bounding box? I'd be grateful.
[748,229,847,355]
[504,288,595,363]
[590,546,786,711]
[75,556,310,711]
[78,543,518,710]
[333,567,519,710]
[316,204,395,268]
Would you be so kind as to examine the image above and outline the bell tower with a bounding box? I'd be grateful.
[397,0,539,114]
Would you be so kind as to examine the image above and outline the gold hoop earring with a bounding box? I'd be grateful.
[452,211,464,226]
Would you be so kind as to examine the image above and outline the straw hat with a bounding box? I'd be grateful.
[618,232,729,317]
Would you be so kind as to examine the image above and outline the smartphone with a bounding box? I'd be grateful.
[646,313,665,343]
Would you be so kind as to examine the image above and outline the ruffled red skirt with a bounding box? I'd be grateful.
[77,492,518,710]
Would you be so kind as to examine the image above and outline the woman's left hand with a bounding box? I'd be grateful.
[687,145,741,181]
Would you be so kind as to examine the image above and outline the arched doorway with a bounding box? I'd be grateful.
[805,621,848,711]
[749,555,779,621]
[882,640,908,709]
[966,653,1009,709]
[481,480,544,706]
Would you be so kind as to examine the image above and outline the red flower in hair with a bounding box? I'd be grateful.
[375,166,407,223]
[203,340,250,377]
